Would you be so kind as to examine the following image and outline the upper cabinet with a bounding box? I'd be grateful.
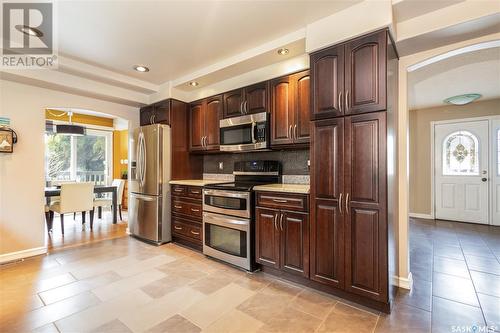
[189,95,222,152]
[223,81,269,118]
[311,30,387,120]
[270,70,310,147]
[140,99,171,126]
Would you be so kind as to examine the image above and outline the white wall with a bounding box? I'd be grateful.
[0,79,139,260]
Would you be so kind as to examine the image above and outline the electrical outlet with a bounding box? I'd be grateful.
[307,160,310,168]
[218,162,224,171]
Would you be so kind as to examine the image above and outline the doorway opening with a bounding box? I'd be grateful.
[44,108,130,250]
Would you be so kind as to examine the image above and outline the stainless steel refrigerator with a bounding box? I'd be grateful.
[129,124,171,244]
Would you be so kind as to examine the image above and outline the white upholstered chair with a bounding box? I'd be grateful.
[49,182,95,234]
[94,179,126,221]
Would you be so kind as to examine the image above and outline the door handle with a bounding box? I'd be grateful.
[339,91,343,113]
[288,125,292,139]
[294,124,297,141]
[240,101,244,114]
[174,226,182,230]
[272,199,288,203]
[273,213,278,231]
[190,208,200,212]
[279,213,284,231]
[345,90,349,112]
[244,101,248,114]
[251,121,257,143]
[481,178,488,182]
[174,205,183,209]
[345,193,350,214]
[339,193,343,215]
[190,230,200,235]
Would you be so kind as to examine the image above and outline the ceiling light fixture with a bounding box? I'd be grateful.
[133,65,150,72]
[15,25,43,37]
[444,94,482,106]
[277,48,289,55]
[188,81,199,87]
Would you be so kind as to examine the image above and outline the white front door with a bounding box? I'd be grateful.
[434,120,489,224]
[492,119,500,225]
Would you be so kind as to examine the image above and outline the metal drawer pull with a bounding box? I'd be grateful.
[272,199,288,203]
[174,226,182,230]
[174,205,183,209]
[174,188,183,192]
[190,190,200,194]
[190,208,200,212]
[190,230,200,235]
[279,213,284,231]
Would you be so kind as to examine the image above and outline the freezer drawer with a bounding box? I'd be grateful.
[129,192,161,242]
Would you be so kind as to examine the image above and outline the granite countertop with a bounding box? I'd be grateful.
[169,179,225,186]
[253,183,310,194]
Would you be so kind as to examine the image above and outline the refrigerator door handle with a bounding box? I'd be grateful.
[140,133,147,188]
[137,132,143,185]
[131,193,155,201]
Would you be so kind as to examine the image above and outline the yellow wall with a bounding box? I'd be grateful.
[113,130,128,179]
[45,109,114,127]
[409,98,500,215]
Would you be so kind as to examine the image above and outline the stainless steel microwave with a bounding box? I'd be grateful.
[219,112,269,152]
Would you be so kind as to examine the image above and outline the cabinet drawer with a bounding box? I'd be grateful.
[172,199,202,218]
[187,186,202,199]
[256,192,309,212]
[171,185,187,196]
[172,219,202,241]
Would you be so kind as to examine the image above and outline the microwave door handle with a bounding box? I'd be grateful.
[251,121,257,143]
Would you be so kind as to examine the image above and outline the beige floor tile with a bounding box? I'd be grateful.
[237,292,293,324]
[204,309,264,333]
[260,280,303,299]
[71,256,138,280]
[55,289,151,333]
[182,283,255,329]
[89,319,133,333]
[4,291,100,332]
[119,286,206,332]
[91,269,165,301]
[113,254,177,277]
[189,271,240,295]
[39,271,121,304]
[34,273,76,293]
[374,302,431,333]
[317,302,379,333]
[290,288,338,320]
[147,314,201,333]
[31,322,60,333]
[233,274,273,292]
[257,306,323,333]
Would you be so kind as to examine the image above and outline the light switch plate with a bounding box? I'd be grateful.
[218,162,224,171]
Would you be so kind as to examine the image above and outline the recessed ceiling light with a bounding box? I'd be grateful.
[133,65,149,72]
[277,48,289,55]
[188,81,199,87]
[15,25,43,37]
[444,94,481,105]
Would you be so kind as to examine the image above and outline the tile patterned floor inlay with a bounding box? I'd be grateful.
[1,217,499,333]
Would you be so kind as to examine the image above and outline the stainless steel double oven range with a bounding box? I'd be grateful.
[202,161,281,271]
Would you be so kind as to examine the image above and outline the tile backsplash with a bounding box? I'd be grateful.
[203,149,310,175]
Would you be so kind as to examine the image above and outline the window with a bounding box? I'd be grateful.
[45,129,112,185]
[443,130,479,176]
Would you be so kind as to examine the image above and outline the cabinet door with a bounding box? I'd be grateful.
[270,76,294,147]
[255,207,280,269]
[310,119,345,288]
[310,44,344,120]
[153,100,170,125]
[293,70,311,144]
[244,82,268,115]
[344,112,387,301]
[189,101,204,151]
[140,105,154,126]
[280,211,309,278]
[223,89,244,118]
[344,31,387,115]
[204,95,222,151]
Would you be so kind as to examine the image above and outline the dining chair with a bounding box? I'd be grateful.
[44,204,54,232]
[94,179,126,221]
[49,182,94,234]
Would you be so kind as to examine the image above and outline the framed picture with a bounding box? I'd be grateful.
[0,128,14,153]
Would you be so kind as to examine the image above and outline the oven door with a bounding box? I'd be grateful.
[219,112,268,152]
[203,212,250,270]
[203,189,250,218]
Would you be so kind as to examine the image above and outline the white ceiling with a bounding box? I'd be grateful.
[57,1,359,84]
[408,47,500,110]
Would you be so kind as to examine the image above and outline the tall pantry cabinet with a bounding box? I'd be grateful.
[309,29,399,312]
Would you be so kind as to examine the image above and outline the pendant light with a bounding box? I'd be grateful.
[56,111,86,136]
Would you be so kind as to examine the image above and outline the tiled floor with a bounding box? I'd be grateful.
[0,218,498,333]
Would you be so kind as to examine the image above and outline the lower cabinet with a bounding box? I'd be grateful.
[255,192,309,278]
[171,184,203,250]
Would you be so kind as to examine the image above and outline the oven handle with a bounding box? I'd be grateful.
[203,189,250,199]
[203,212,249,232]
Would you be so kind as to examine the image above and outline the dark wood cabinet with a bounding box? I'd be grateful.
[256,192,309,278]
[140,100,171,126]
[223,82,268,118]
[139,105,154,126]
[171,185,204,250]
[270,70,310,147]
[311,30,387,120]
[189,95,222,152]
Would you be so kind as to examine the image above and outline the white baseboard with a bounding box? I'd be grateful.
[392,272,413,290]
[409,213,434,220]
[0,246,47,264]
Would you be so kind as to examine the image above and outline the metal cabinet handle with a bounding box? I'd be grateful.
[174,188,183,192]
[339,193,343,215]
[345,90,349,112]
[244,101,248,114]
[152,114,156,123]
[273,199,288,203]
[279,213,284,231]
[288,125,292,139]
[294,124,297,141]
[174,226,182,230]
[190,208,200,212]
[174,205,183,209]
[190,230,200,235]
[339,91,343,113]
[190,190,200,194]
[240,101,244,114]
[273,213,278,231]
[345,193,350,214]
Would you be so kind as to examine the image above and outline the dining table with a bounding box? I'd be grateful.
[44,185,118,224]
